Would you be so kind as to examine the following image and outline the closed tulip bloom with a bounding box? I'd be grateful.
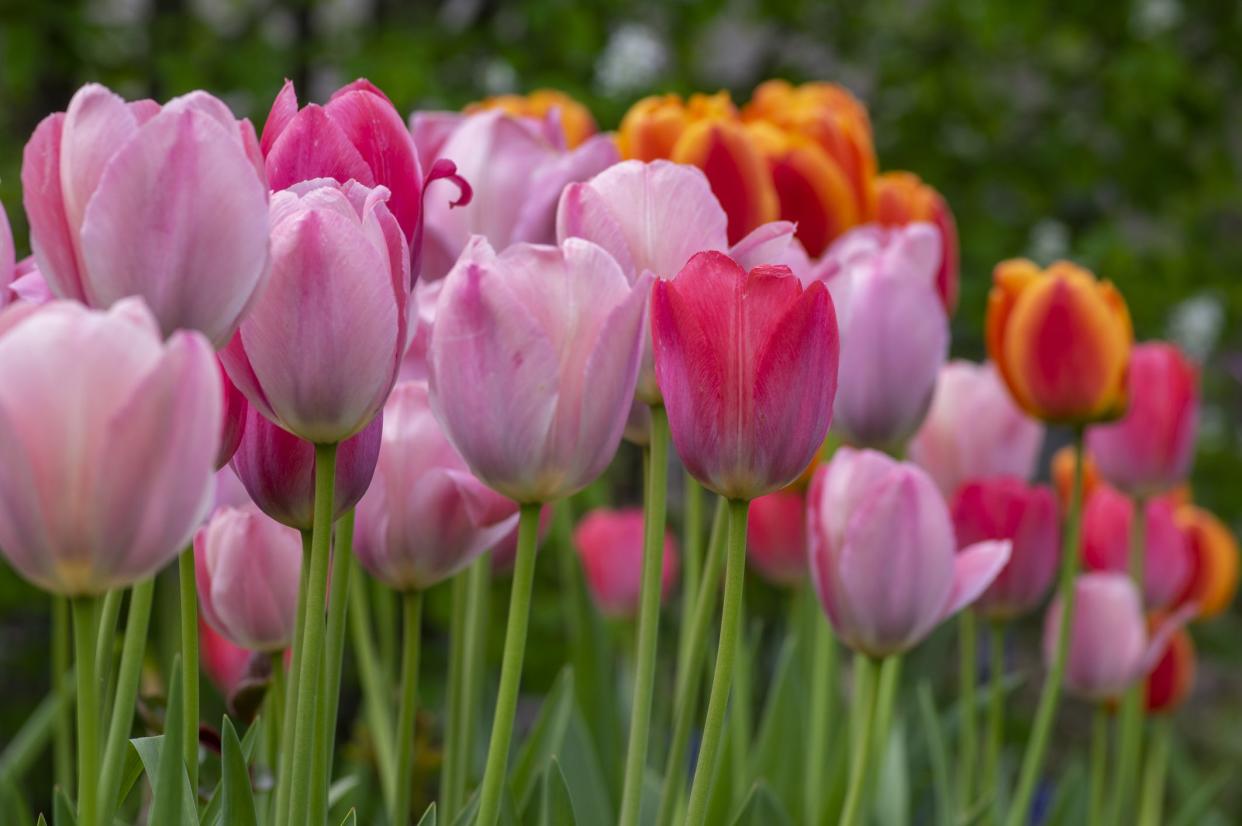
[195,504,303,651]
[1051,444,1100,508]
[746,489,807,587]
[216,359,249,470]
[221,179,409,444]
[467,89,598,149]
[1172,505,1239,619]
[818,223,949,450]
[951,478,1060,620]
[808,448,1011,657]
[1145,623,1195,714]
[0,299,220,595]
[21,84,269,348]
[573,507,679,619]
[652,252,839,500]
[873,171,959,313]
[1086,342,1198,497]
[200,617,255,699]
[1081,486,1191,609]
[230,404,381,531]
[908,361,1044,499]
[429,237,650,503]
[986,259,1133,423]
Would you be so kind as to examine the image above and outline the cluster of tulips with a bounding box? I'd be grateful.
[0,72,1234,826]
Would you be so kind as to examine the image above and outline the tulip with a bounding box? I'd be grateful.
[0,198,14,309]
[986,259,1133,424]
[195,504,303,651]
[429,236,650,503]
[216,359,249,470]
[873,171,959,313]
[200,616,256,699]
[213,465,254,513]
[1081,486,1191,609]
[411,108,618,280]
[908,361,1044,500]
[230,404,381,531]
[817,223,949,450]
[1171,505,1238,619]
[9,256,53,306]
[1145,623,1195,714]
[0,299,220,595]
[467,89,598,148]
[221,179,408,444]
[951,478,1060,620]
[573,508,679,619]
[21,84,270,348]
[355,382,519,591]
[745,490,808,587]
[808,448,1010,657]
[1086,342,1198,497]
[1051,444,1100,508]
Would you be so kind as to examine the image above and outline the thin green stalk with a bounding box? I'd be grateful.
[728,596,750,806]
[97,579,155,825]
[656,498,727,826]
[93,589,123,707]
[374,576,398,683]
[683,498,749,826]
[52,596,73,797]
[267,650,286,793]
[1136,717,1170,826]
[457,556,490,812]
[957,609,979,814]
[840,655,882,826]
[274,531,312,825]
[475,503,543,826]
[1088,705,1109,826]
[392,589,424,826]
[678,474,704,674]
[286,442,339,826]
[983,622,1007,825]
[1107,494,1148,826]
[177,547,200,797]
[804,590,836,826]
[71,596,101,826]
[1003,428,1086,826]
[348,568,396,811]
[869,655,903,804]
[619,405,671,826]
[442,569,470,824]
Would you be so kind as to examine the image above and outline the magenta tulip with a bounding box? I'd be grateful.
[746,490,808,587]
[0,199,14,309]
[0,299,220,595]
[221,179,409,444]
[951,478,1060,620]
[200,617,256,699]
[21,84,270,347]
[1086,342,1198,496]
[908,360,1044,499]
[807,448,1011,657]
[1081,485,1191,609]
[216,359,249,470]
[428,236,650,503]
[195,504,303,652]
[652,251,839,500]
[573,507,679,619]
[230,404,381,531]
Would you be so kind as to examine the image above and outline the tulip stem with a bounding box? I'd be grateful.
[1107,494,1148,826]
[71,596,101,826]
[476,502,543,826]
[176,547,200,800]
[458,557,490,811]
[1088,705,1110,826]
[286,442,338,826]
[983,622,1007,825]
[267,650,285,794]
[804,588,837,826]
[957,609,979,814]
[442,569,470,824]
[619,404,671,826]
[681,475,704,649]
[392,589,424,826]
[94,589,123,713]
[273,531,311,825]
[840,654,882,826]
[52,596,73,797]
[348,568,396,811]
[683,498,750,826]
[1136,717,1170,826]
[1003,428,1086,826]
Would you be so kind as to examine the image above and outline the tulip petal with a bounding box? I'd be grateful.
[260,79,299,155]
[265,104,375,191]
[728,221,812,283]
[510,133,619,245]
[409,110,466,171]
[939,540,1012,620]
[671,118,778,245]
[59,84,138,240]
[21,114,87,301]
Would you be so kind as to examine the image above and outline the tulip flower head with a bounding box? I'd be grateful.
[1081,486,1191,609]
[200,617,256,699]
[0,199,14,310]
[873,171,959,313]
[467,89,598,148]
[573,507,679,619]
[1144,623,1196,714]
[1172,505,1239,619]
[216,359,249,470]
[746,489,808,586]
[808,448,1011,657]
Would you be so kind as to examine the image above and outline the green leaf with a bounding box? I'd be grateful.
[1,774,31,824]
[52,787,76,826]
[36,814,48,826]
[729,782,793,826]
[750,611,808,818]
[915,682,951,826]
[148,660,195,826]
[511,667,575,810]
[201,715,263,826]
[1169,767,1231,826]
[871,719,908,826]
[130,736,197,825]
[328,775,361,809]
[114,745,144,812]
[556,704,614,826]
[416,801,438,826]
[540,759,577,826]
[219,717,258,826]
[338,808,358,826]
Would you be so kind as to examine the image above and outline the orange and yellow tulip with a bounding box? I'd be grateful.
[1172,504,1239,619]
[468,88,597,148]
[874,171,959,313]
[1050,444,1100,508]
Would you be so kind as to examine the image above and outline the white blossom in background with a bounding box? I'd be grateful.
[1167,293,1225,363]
[1028,218,1070,263]
[596,23,669,97]
[480,59,519,96]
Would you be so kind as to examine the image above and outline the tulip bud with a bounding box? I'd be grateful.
[1144,623,1195,714]
[746,490,807,587]
[1081,487,1191,609]
[986,259,1133,424]
[1171,505,1239,619]
[573,508,679,619]
[467,89,598,149]
[873,171,959,313]
[1051,444,1100,508]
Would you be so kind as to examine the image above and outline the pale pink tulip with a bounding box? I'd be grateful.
[573,507,679,619]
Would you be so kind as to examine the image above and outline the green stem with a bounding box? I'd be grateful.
[983,622,1007,825]
[1003,427,1086,826]
[442,569,470,824]
[728,595,750,805]
[475,503,543,826]
[52,596,73,797]
[374,576,398,684]
[71,596,101,826]
[678,474,704,677]
[619,405,670,826]
[1088,705,1109,826]
[349,568,397,811]
[286,442,339,826]
[177,547,200,797]
[1136,717,1170,826]
[392,590,424,826]
[93,589,123,711]
[683,498,749,826]
[458,556,490,812]
[274,531,311,825]
[804,590,836,826]
[958,610,978,814]
[840,655,882,826]
[867,654,903,811]
[1107,494,1148,826]
[267,651,286,795]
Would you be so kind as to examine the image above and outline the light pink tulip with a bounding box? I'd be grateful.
[1081,485,1191,609]
[428,237,650,503]
[0,299,220,595]
[355,382,518,591]
[908,361,1044,499]
[21,84,270,347]
[573,507,679,619]
[1087,342,1198,497]
[817,223,949,450]
[195,504,303,651]
[221,179,409,443]
[412,109,618,280]
[200,616,256,699]
[9,257,52,306]
[652,252,838,500]
[746,489,808,587]
[808,448,1011,657]
[0,199,14,309]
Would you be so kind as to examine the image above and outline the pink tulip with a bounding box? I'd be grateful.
[230,404,381,531]
[908,361,1045,499]
[213,465,254,513]
[1086,342,1198,496]
[807,448,1010,657]
[746,489,808,586]
[355,382,519,591]
[0,299,220,595]
[573,507,679,619]
[9,257,52,306]
[0,199,14,309]
[221,179,409,444]
[200,617,255,699]
[216,359,249,470]
[817,223,949,450]
[652,252,839,500]
[21,84,270,348]
[951,478,1060,620]
[1081,485,1191,609]
[411,109,618,280]
[428,237,650,503]
[195,504,303,651]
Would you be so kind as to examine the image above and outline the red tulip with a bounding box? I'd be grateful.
[1081,486,1191,609]
[1144,622,1195,714]
[746,490,807,586]
[573,507,679,619]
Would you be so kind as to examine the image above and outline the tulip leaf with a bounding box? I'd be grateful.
[1169,767,1231,826]
[872,719,909,826]
[416,802,437,826]
[218,717,258,826]
[201,715,263,826]
[751,605,810,819]
[36,814,48,826]
[1,774,31,825]
[555,704,614,826]
[452,786,517,826]
[130,736,197,826]
[538,759,578,826]
[915,682,952,826]
[729,782,792,826]
[511,667,574,810]
[52,787,76,826]
[338,809,357,826]
[147,659,196,826]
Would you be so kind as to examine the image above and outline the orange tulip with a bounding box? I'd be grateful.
[874,171,960,314]
[1172,504,1239,619]
[468,89,597,148]
[1051,445,1100,508]
[986,259,1132,424]
[1144,623,1195,714]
